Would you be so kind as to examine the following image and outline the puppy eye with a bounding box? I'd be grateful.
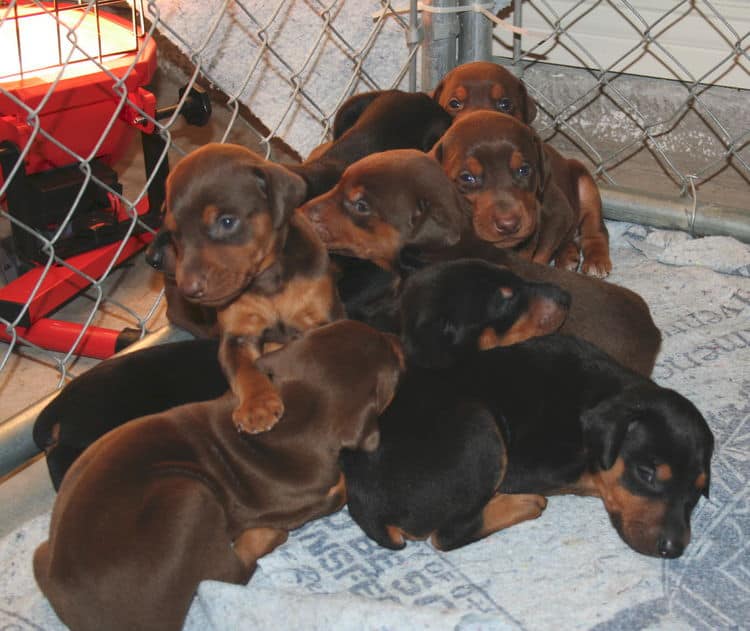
[515,163,531,178]
[216,215,240,232]
[353,199,370,214]
[458,171,479,186]
[448,98,463,110]
[634,464,656,485]
[496,98,514,113]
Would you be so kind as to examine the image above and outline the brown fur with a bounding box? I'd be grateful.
[300,149,659,375]
[146,144,343,433]
[33,321,404,631]
[431,111,612,277]
[433,61,538,124]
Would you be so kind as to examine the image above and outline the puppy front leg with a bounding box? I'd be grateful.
[219,334,284,434]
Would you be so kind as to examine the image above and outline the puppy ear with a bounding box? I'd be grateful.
[332,90,384,139]
[519,81,538,124]
[252,164,308,229]
[534,135,550,203]
[581,393,638,470]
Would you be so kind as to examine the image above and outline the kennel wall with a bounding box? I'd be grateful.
[0,0,748,475]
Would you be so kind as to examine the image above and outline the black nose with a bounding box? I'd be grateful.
[657,537,684,558]
[145,244,163,270]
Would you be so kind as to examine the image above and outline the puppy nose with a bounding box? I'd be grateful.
[657,537,684,558]
[145,245,163,270]
[495,215,521,235]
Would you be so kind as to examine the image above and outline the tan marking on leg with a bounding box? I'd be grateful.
[477,493,547,539]
[233,527,288,571]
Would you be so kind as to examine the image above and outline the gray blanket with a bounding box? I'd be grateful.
[1,223,748,630]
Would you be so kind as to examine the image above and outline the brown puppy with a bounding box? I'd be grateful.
[300,150,660,376]
[34,321,404,631]
[301,149,468,271]
[146,143,343,433]
[433,61,537,123]
[432,111,612,277]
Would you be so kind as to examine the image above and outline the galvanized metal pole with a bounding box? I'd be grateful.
[601,186,750,243]
[409,0,419,92]
[458,3,492,63]
[512,0,523,65]
[421,0,459,91]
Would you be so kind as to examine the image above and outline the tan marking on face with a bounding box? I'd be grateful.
[163,212,177,232]
[695,472,707,491]
[510,151,526,171]
[346,185,366,203]
[592,457,673,555]
[464,156,483,179]
[656,463,673,481]
[490,84,506,100]
[202,204,220,226]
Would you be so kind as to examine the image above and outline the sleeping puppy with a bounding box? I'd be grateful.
[300,149,660,376]
[432,60,537,123]
[343,333,712,557]
[432,111,612,276]
[399,258,570,368]
[34,321,404,631]
[146,143,343,434]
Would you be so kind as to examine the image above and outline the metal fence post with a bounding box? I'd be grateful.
[421,0,459,91]
[458,2,501,63]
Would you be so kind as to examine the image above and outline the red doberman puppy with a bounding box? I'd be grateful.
[300,149,660,376]
[432,60,537,123]
[34,321,404,631]
[343,332,713,557]
[432,111,612,276]
[146,143,343,434]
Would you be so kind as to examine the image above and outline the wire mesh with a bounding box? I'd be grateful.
[493,0,749,207]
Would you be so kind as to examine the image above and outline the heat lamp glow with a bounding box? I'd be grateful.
[0,1,137,82]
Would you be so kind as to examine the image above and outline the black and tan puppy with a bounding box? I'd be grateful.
[343,334,713,558]
[34,321,404,631]
[147,143,343,434]
[399,258,570,368]
[33,339,225,491]
[292,90,452,198]
[300,149,659,376]
[432,111,611,276]
[433,60,537,123]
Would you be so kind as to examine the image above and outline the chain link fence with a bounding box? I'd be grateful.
[0,0,748,469]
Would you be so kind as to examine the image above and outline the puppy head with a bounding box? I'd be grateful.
[400,259,569,368]
[160,143,307,306]
[582,385,714,558]
[431,111,547,249]
[433,61,537,123]
[299,149,468,270]
[256,320,404,452]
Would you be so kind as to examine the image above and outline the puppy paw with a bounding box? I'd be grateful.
[514,493,548,519]
[233,393,285,434]
[581,256,612,278]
